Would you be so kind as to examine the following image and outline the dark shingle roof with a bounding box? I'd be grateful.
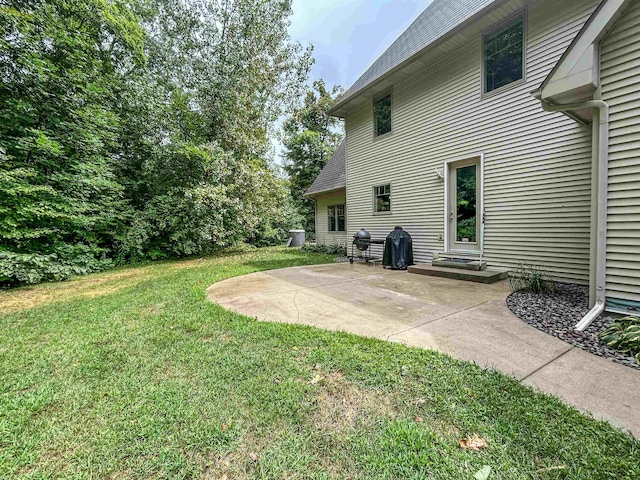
[305,140,346,196]
[333,0,497,111]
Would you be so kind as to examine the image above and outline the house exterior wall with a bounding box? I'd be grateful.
[314,189,348,246]
[344,0,600,282]
[600,0,640,305]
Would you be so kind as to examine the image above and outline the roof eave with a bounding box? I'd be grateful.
[328,0,507,118]
[304,185,346,198]
[539,0,631,104]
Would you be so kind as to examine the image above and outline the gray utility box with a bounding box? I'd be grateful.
[289,229,305,247]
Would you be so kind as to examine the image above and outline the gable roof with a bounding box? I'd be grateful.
[330,0,498,115]
[538,0,631,104]
[305,139,346,196]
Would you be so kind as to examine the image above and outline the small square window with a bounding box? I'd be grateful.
[374,95,392,136]
[374,184,391,213]
[328,205,345,232]
[484,16,524,93]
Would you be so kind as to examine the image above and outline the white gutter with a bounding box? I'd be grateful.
[533,94,609,332]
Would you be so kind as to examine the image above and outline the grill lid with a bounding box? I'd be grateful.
[353,228,371,251]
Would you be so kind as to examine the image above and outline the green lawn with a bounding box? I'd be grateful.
[1,247,638,479]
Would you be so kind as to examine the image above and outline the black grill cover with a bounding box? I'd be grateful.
[383,227,414,270]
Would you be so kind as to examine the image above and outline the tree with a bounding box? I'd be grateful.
[132,0,313,156]
[0,0,144,285]
[282,80,344,235]
[0,0,315,286]
[114,0,313,262]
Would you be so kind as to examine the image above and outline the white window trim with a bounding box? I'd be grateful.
[328,204,346,232]
[372,183,393,215]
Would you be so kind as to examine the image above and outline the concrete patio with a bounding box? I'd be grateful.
[206,262,640,438]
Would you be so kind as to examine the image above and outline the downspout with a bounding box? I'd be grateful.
[479,208,486,272]
[532,95,609,331]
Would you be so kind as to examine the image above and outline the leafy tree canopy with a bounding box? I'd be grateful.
[0,0,313,286]
[282,80,344,235]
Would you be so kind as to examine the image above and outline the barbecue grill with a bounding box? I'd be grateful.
[349,228,385,265]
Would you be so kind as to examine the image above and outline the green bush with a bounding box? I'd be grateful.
[509,263,556,294]
[115,143,300,263]
[247,196,305,248]
[0,246,113,287]
[301,243,347,256]
[601,316,640,365]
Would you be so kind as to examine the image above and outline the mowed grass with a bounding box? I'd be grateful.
[0,247,638,479]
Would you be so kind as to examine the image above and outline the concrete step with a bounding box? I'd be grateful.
[432,259,487,271]
[433,252,481,260]
[408,264,508,284]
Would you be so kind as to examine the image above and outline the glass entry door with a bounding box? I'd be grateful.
[447,157,481,253]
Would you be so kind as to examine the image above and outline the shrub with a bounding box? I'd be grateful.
[601,316,640,365]
[247,195,305,248]
[509,263,556,294]
[116,143,299,262]
[0,246,113,287]
[301,243,347,256]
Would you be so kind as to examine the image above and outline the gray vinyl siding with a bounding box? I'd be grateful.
[314,190,348,247]
[345,0,599,282]
[600,0,640,303]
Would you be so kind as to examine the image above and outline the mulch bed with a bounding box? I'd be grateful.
[507,283,639,371]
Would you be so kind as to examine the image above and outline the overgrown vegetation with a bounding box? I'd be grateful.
[601,316,640,365]
[301,243,347,256]
[282,80,344,235]
[509,263,557,294]
[0,0,324,286]
[1,248,638,478]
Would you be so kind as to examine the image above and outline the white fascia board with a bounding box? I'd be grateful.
[542,61,597,100]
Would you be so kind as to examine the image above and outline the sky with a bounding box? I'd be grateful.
[289,0,433,92]
[273,0,432,163]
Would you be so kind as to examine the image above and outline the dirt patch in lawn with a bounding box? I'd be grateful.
[203,433,267,480]
[0,255,222,315]
[312,371,396,435]
[201,373,398,480]
[0,269,156,314]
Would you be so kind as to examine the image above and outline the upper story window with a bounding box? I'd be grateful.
[374,94,392,136]
[328,205,345,232]
[483,15,524,93]
[374,184,391,213]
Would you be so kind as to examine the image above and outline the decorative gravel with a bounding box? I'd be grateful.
[507,283,639,371]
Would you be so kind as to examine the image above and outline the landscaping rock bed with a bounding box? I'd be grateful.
[507,283,640,371]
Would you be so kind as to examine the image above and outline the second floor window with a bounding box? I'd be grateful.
[328,205,345,232]
[374,95,392,136]
[374,184,391,213]
[484,15,524,93]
